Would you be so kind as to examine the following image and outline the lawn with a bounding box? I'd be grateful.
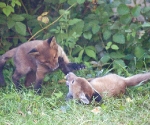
[0,68,150,125]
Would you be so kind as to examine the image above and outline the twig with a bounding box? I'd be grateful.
[28,3,77,42]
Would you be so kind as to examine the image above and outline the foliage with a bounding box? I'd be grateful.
[0,0,150,73]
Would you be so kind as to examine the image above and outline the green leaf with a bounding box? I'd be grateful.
[113,33,125,44]
[134,46,145,58]
[69,18,81,25]
[78,49,84,60]
[110,1,121,8]
[100,53,110,63]
[103,30,111,40]
[7,5,14,12]
[69,21,84,37]
[131,6,141,17]
[3,6,12,17]
[72,45,83,55]
[15,22,26,36]
[111,44,119,50]
[14,0,21,6]
[77,0,85,4]
[7,20,15,29]
[0,2,6,8]
[113,59,126,73]
[67,0,76,5]
[110,21,120,30]
[117,4,130,15]
[120,14,132,24]
[110,52,125,59]
[12,14,25,21]
[106,42,112,50]
[59,9,70,15]
[85,48,96,59]
[92,25,100,34]
[142,7,150,13]
[59,0,67,3]
[142,22,150,27]
[11,2,15,7]
[83,32,92,40]
[86,46,95,51]
[113,59,126,68]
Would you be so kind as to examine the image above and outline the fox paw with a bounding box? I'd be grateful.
[67,63,85,70]
[58,57,85,74]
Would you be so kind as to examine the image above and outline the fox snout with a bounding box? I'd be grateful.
[51,63,59,71]
[66,92,73,101]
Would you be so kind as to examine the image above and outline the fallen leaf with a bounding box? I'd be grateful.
[126,97,133,103]
[18,110,26,117]
[91,107,101,114]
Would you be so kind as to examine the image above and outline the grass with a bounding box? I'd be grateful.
[0,68,150,125]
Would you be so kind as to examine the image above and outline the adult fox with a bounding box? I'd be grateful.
[65,72,150,104]
[0,36,84,93]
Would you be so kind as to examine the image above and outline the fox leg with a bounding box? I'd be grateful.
[34,66,49,93]
[12,67,31,90]
[0,48,17,86]
[24,71,36,87]
[0,56,7,86]
[0,63,6,86]
[12,70,23,90]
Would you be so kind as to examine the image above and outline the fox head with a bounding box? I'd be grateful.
[29,36,59,70]
[66,72,102,104]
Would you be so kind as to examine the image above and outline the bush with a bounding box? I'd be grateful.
[0,0,150,73]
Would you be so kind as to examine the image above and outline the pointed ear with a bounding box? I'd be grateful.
[28,48,40,56]
[79,92,90,104]
[47,36,57,48]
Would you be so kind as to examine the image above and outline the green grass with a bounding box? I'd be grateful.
[0,69,150,125]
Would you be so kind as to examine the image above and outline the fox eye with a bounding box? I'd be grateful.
[71,80,74,84]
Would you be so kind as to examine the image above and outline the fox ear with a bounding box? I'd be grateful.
[28,48,40,56]
[79,92,90,104]
[47,36,57,48]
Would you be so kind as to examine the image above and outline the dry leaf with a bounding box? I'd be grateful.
[37,16,42,21]
[18,110,26,117]
[41,16,49,24]
[41,12,49,16]
[126,97,133,103]
[91,107,101,114]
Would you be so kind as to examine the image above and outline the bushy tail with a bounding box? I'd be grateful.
[125,72,150,87]
[0,48,16,86]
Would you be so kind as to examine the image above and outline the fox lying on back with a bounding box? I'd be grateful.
[0,36,85,93]
[66,72,150,104]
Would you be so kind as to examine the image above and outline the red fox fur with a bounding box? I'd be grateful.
[65,72,150,104]
[0,36,85,93]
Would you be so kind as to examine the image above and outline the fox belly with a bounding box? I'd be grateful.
[90,74,127,97]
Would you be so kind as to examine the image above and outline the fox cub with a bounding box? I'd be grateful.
[65,72,150,104]
[0,36,85,93]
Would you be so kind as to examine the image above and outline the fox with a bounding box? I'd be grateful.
[65,72,150,104]
[0,36,85,93]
